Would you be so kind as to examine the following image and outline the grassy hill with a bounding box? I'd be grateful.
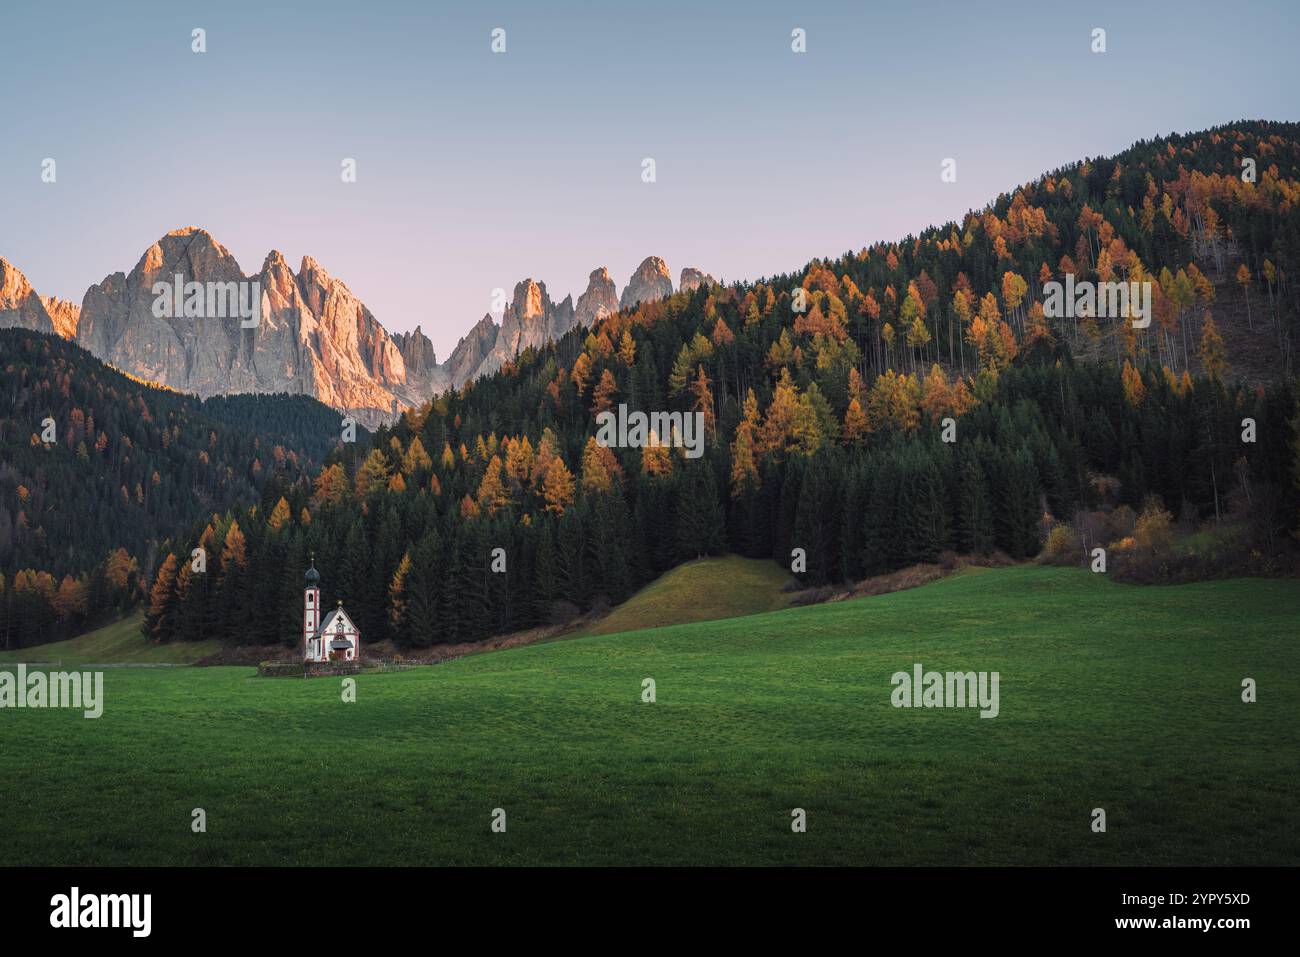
[0,566,1296,866]
[0,613,219,665]
[574,555,792,637]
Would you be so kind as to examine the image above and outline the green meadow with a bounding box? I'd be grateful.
[1,565,1296,866]
[573,554,792,637]
[0,613,219,666]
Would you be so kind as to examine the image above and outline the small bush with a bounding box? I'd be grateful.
[1040,524,1081,566]
[1133,505,1174,553]
[1108,505,1137,542]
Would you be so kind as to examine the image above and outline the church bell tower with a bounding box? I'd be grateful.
[304,556,321,660]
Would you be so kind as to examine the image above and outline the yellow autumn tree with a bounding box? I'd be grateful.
[592,369,619,414]
[220,521,247,577]
[388,551,410,632]
[542,457,576,515]
[580,437,615,494]
[689,365,715,435]
[843,396,869,442]
[355,449,392,498]
[728,388,761,492]
[920,364,954,423]
[1235,263,1253,330]
[1121,360,1146,406]
[505,434,535,483]
[312,463,349,508]
[571,351,594,395]
[531,428,561,489]
[757,369,801,458]
[267,496,292,531]
[618,330,637,366]
[475,455,512,514]
[865,370,921,434]
[401,436,433,476]
[1198,313,1229,382]
[146,553,179,641]
[642,430,673,479]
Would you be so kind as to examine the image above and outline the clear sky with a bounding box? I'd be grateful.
[3,0,1298,357]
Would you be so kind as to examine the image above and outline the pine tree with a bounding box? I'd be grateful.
[674,461,725,561]
[533,520,559,620]
[793,452,840,584]
[958,445,995,555]
[403,531,442,647]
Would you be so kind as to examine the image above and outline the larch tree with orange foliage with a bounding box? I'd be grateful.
[920,364,955,423]
[1198,313,1229,382]
[1235,263,1253,331]
[689,365,716,435]
[475,455,512,514]
[642,431,673,480]
[842,395,869,442]
[618,330,637,366]
[541,456,576,515]
[1121,361,1146,407]
[571,352,594,396]
[592,368,619,414]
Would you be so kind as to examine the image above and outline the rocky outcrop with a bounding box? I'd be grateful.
[479,278,579,376]
[620,256,673,309]
[39,296,80,339]
[0,258,56,334]
[77,228,252,393]
[679,267,717,293]
[75,228,425,426]
[445,314,499,386]
[395,326,448,397]
[4,228,692,415]
[574,266,619,328]
[295,254,412,412]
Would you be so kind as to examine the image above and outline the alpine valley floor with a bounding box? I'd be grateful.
[1,565,1296,866]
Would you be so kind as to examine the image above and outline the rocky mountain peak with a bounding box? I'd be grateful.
[445,313,501,386]
[3,230,693,419]
[679,267,717,292]
[0,257,56,335]
[40,296,81,339]
[575,266,619,328]
[511,278,549,321]
[477,277,576,377]
[620,256,673,309]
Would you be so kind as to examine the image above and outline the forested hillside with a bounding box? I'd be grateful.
[132,122,1300,650]
[0,329,359,647]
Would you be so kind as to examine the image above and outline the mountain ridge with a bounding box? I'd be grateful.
[0,234,710,426]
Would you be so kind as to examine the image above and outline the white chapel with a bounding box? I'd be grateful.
[303,558,361,663]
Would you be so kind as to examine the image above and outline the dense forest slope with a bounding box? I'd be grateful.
[24,121,1300,652]
[0,329,360,647]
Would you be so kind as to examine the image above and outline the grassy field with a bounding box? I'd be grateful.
[574,554,791,637]
[1,566,1296,866]
[0,612,220,665]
